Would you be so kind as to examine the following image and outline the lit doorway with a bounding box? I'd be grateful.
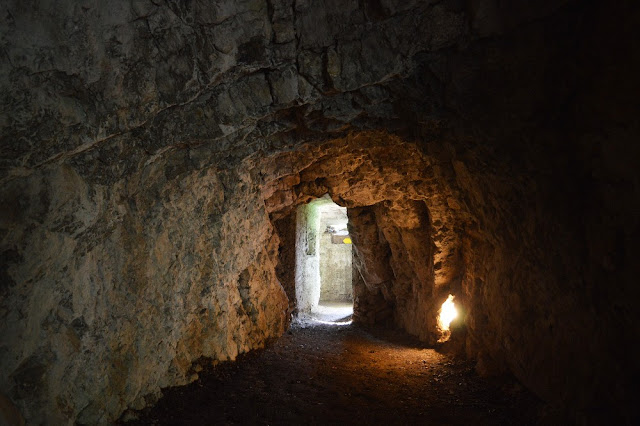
[295,196,353,324]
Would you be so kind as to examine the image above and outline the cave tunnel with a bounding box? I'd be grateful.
[292,196,354,324]
[0,0,639,424]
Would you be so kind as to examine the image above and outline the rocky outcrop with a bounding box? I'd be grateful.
[1,0,638,423]
[1,160,289,423]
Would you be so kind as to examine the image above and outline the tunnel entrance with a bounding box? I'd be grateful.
[295,196,353,324]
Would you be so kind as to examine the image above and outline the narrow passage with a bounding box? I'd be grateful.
[123,324,541,425]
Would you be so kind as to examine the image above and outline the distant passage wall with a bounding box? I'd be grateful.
[1,1,638,424]
[318,207,353,304]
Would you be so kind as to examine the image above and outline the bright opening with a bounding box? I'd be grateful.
[294,196,353,326]
[438,294,458,331]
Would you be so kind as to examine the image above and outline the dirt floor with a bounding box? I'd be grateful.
[121,318,545,425]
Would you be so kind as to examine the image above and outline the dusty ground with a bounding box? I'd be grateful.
[121,318,544,425]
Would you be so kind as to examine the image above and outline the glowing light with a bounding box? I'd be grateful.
[313,319,353,326]
[343,237,352,244]
[438,294,458,331]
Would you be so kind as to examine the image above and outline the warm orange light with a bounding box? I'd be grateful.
[438,295,458,331]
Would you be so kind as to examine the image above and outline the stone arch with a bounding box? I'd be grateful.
[257,130,468,342]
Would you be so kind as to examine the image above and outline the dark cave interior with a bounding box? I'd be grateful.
[0,0,639,424]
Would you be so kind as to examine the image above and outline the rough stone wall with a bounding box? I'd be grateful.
[273,212,297,314]
[0,156,288,423]
[318,233,352,304]
[293,202,321,314]
[1,0,638,423]
[318,205,352,304]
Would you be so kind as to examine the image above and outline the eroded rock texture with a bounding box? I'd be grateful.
[1,0,638,423]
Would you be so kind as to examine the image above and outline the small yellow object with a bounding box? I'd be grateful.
[343,237,352,244]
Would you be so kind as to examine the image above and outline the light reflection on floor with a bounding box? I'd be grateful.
[310,302,353,325]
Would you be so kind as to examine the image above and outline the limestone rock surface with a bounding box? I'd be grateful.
[0,0,638,424]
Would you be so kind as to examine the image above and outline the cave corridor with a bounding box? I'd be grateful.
[0,1,639,424]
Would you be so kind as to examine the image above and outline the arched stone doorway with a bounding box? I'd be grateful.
[293,196,353,323]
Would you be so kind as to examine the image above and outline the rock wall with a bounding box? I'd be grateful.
[1,0,638,423]
[273,212,297,315]
[318,204,352,304]
[1,157,288,423]
[318,231,352,304]
[293,201,321,314]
